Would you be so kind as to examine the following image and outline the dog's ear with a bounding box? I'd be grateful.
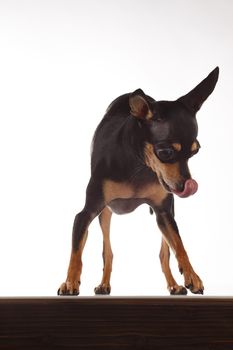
[129,89,152,119]
[178,67,219,113]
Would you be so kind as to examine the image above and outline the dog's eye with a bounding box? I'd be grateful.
[156,148,175,162]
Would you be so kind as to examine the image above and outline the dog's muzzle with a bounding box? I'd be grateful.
[172,179,198,198]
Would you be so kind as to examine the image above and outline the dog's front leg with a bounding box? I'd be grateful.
[155,201,204,294]
[159,237,187,295]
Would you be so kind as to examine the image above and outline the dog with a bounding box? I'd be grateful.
[58,67,219,296]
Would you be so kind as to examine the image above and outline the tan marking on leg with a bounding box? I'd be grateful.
[159,238,187,295]
[95,207,113,294]
[158,213,204,294]
[59,231,88,295]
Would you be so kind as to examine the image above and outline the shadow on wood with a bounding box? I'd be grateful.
[0,297,233,349]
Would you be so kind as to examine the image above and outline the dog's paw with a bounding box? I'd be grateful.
[169,285,187,295]
[94,283,111,295]
[184,272,204,295]
[185,283,204,295]
[57,281,80,296]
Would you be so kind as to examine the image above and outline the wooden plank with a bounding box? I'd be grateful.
[0,297,233,349]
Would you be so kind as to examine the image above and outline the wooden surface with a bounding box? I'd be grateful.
[0,297,233,349]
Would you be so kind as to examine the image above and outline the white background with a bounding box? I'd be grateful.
[0,0,233,296]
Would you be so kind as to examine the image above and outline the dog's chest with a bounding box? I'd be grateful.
[104,180,167,215]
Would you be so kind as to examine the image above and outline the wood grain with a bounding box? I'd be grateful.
[0,297,232,349]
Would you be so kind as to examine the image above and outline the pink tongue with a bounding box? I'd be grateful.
[173,179,198,198]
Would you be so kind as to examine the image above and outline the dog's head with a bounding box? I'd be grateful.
[129,67,219,197]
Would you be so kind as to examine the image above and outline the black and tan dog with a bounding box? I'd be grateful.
[58,67,219,296]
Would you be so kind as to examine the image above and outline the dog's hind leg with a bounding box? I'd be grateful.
[95,206,113,295]
[159,237,187,295]
[58,222,89,296]
[58,178,105,296]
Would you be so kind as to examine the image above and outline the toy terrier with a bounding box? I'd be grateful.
[58,67,219,295]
